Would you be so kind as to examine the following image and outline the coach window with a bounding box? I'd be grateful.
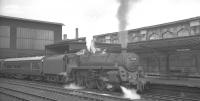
[6,64,19,69]
[31,62,40,70]
[6,65,12,69]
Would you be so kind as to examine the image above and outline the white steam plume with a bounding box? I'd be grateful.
[86,35,93,51]
[120,86,141,99]
[64,83,83,89]
[116,0,138,31]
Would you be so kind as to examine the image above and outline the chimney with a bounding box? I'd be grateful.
[63,34,67,40]
[75,28,79,39]
[118,31,128,53]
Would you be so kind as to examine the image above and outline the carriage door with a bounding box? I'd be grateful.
[0,61,2,72]
[64,55,67,72]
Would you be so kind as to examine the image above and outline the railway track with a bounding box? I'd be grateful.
[3,78,199,101]
[0,77,122,96]
[0,87,56,101]
[142,84,200,101]
[0,78,145,101]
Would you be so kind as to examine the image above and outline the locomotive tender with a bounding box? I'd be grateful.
[0,51,143,91]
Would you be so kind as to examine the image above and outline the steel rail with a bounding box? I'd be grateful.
[0,78,142,101]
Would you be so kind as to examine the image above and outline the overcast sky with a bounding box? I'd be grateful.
[1,0,200,42]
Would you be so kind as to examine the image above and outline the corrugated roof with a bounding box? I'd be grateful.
[4,56,44,62]
[0,15,64,26]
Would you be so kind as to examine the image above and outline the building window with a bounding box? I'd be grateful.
[132,36,140,42]
[177,28,190,37]
[190,20,200,35]
[147,57,159,73]
[191,26,200,35]
[140,30,147,41]
[17,27,54,50]
[31,62,40,70]
[149,33,160,40]
[0,26,10,48]
[128,32,142,42]
[162,31,174,39]
[110,35,119,44]
[105,39,111,43]
[169,54,195,73]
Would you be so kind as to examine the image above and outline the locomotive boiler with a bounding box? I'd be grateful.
[44,52,141,90]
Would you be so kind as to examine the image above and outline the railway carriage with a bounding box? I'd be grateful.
[1,56,44,79]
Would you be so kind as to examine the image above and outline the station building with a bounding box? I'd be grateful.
[93,16,200,76]
[0,15,63,58]
[93,16,200,45]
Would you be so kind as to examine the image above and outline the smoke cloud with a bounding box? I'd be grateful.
[117,0,138,31]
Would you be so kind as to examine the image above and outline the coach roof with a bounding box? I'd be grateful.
[4,56,44,62]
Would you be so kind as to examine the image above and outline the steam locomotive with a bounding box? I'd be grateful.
[0,50,145,91]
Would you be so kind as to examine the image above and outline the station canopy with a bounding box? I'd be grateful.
[127,35,200,53]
